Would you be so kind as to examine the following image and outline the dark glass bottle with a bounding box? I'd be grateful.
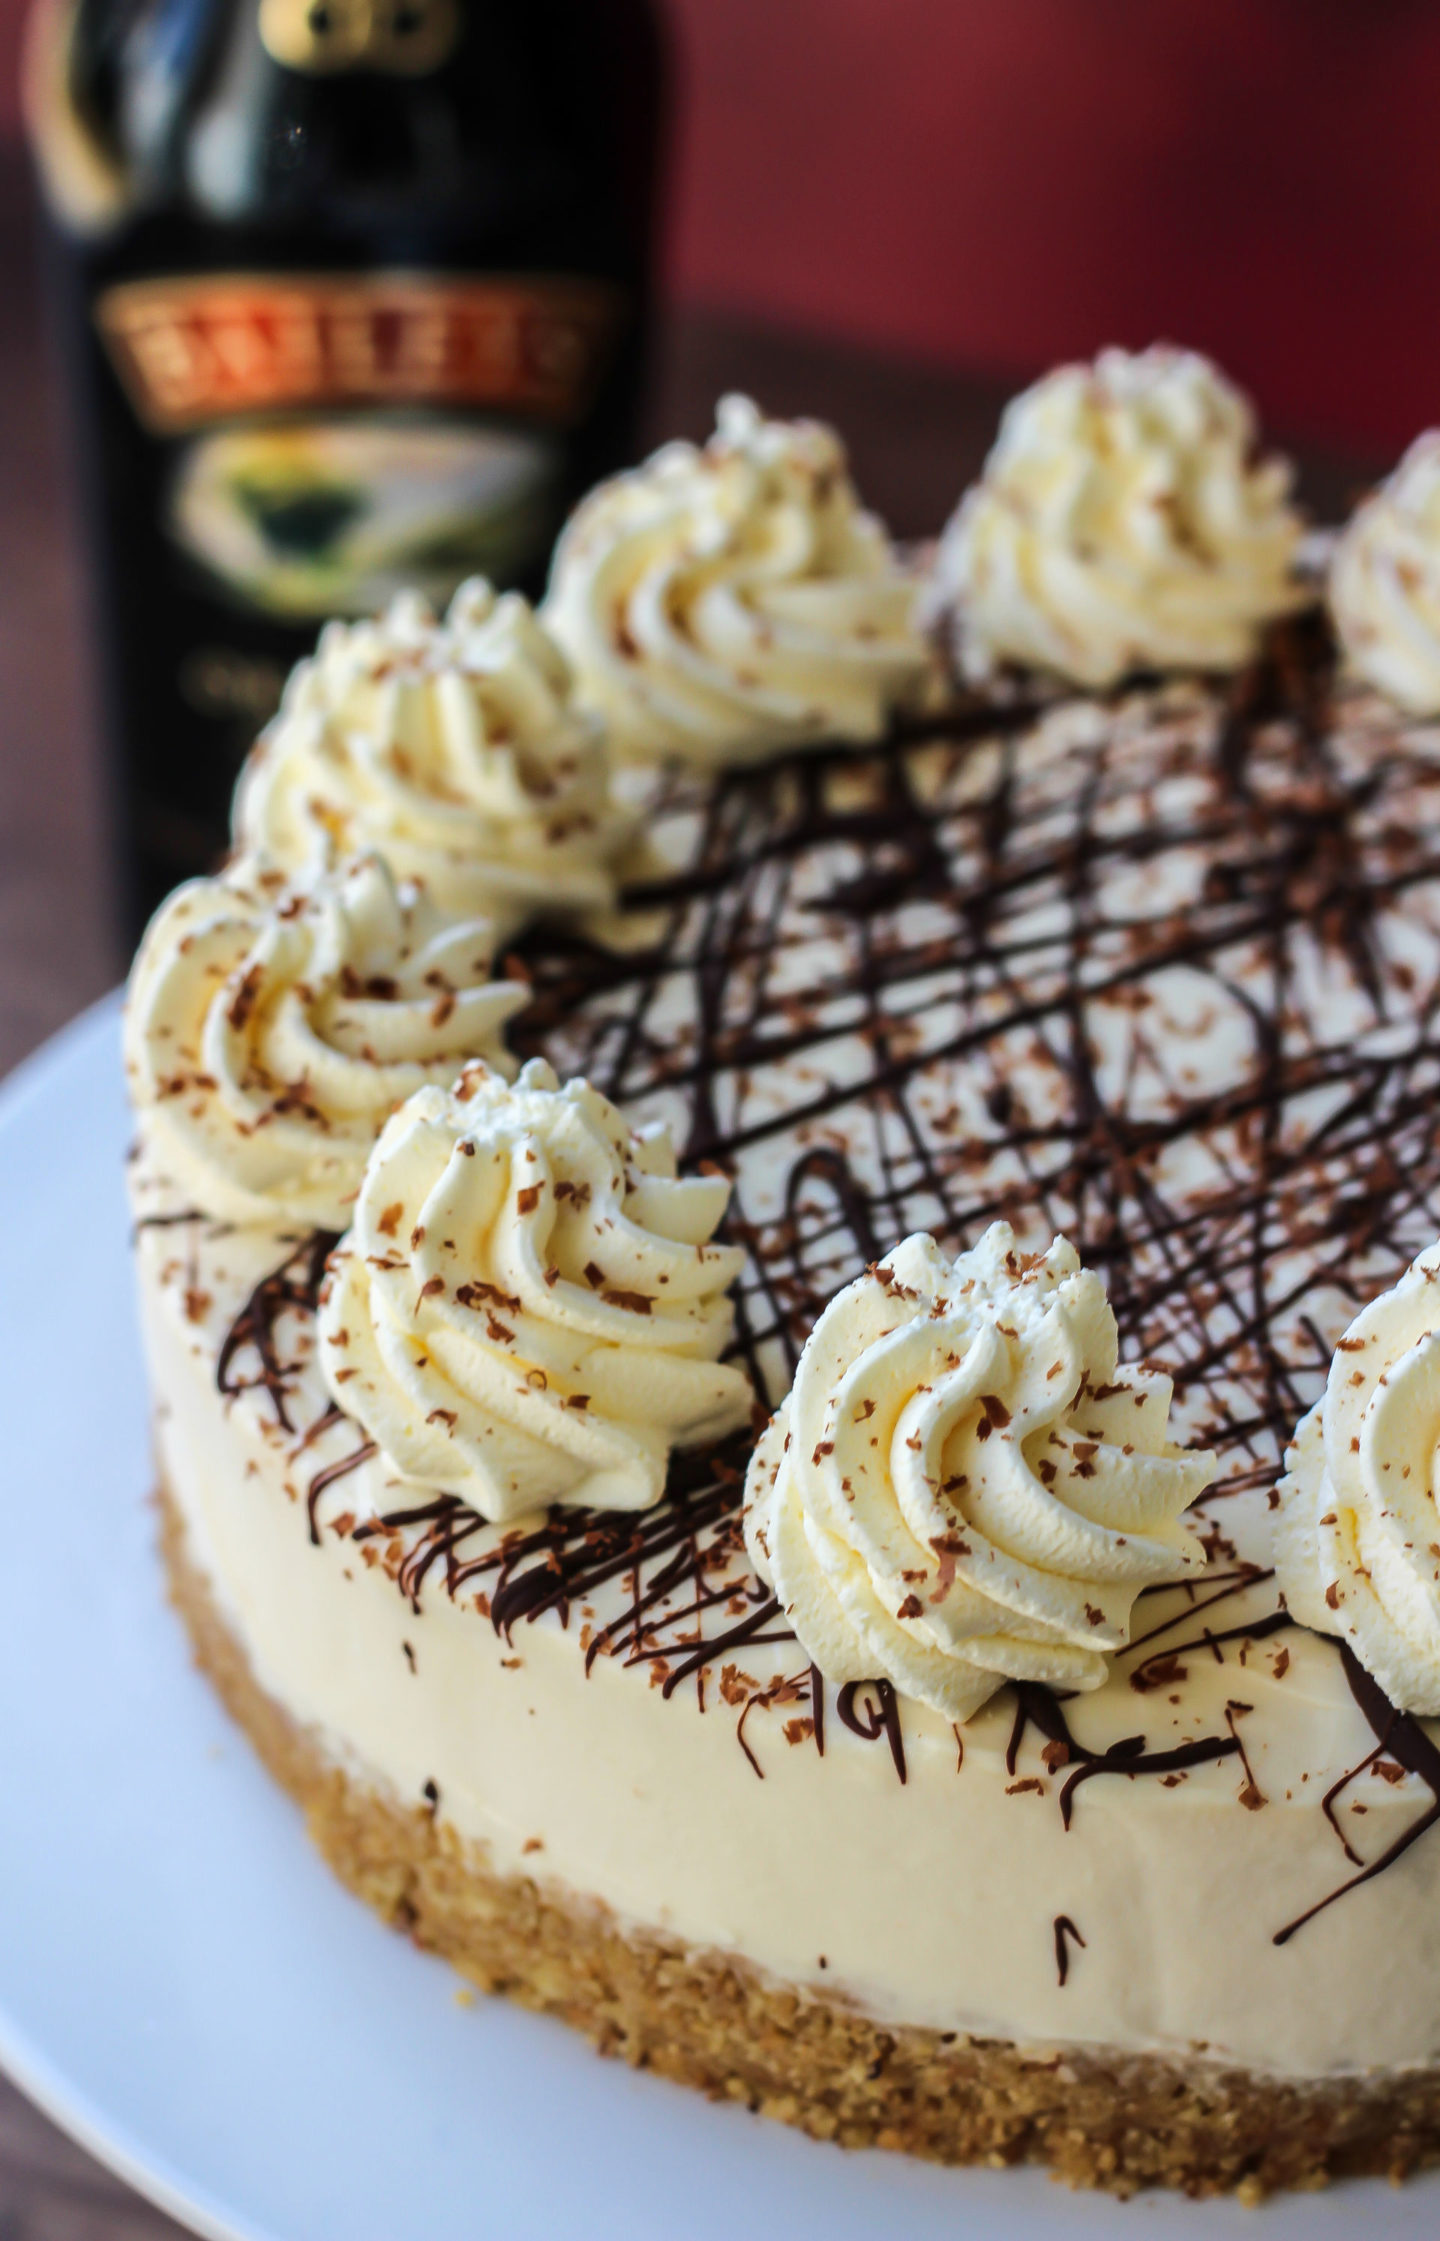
[27,0,665,936]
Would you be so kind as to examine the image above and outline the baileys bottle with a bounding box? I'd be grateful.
[25,0,664,932]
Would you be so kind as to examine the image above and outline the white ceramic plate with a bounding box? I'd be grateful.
[0,996,1436,2241]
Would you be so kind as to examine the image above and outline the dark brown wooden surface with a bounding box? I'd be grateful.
[0,141,1384,2239]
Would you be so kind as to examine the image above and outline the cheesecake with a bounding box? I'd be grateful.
[128,375,1440,2198]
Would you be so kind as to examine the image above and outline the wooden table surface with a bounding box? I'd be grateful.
[0,143,1381,2239]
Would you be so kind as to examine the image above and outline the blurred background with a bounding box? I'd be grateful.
[11,0,1440,447]
[0,2,1432,2229]
[2,0,1429,1064]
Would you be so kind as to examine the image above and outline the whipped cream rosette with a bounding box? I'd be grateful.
[932,346,1305,689]
[541,393,938,767]
[744,1225,1215,1722]
[233,579,628,938]
[1276,1243,1440,1714]
[124,853,525,1229]
[318,1059,754,1522]
[1330,433,1440,717]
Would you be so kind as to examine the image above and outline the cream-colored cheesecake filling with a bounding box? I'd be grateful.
[136,1167,1440,2079]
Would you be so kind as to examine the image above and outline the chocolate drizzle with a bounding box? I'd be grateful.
[1054,1914,1086,1987]
[305,1435,376,1546]
[1005,1682,1243,1831]
[1272,1644,1440,1946]
[344,1438,770,1650]
[517,621,1440,1442]
[216,1230,337,1431]
[1124,1593,1294,1695]
[836,1679,907,1784]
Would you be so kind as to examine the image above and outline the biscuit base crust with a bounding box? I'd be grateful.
[159,1478,1440,2201]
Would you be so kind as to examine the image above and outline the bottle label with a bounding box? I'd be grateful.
[95,270,623,434]
[93,270,625,616]
[168,414,563,617]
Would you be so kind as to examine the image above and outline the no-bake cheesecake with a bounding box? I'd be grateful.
[128,368,1440,2198]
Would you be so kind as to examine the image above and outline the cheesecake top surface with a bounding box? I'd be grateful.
[133,613,1440,1961]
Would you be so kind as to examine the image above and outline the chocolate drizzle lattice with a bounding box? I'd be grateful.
[521,626,1440,1470]
[224,622,1440,1917]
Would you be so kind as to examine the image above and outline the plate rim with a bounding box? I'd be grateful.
[0,991,264,2241]
[1,994,1438,2241]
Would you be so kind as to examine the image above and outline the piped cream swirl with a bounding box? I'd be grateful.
[233,580,628,937]
[318,1059,754,1521]
[932,346,1305,689]
[542,394,938,767]
[124,854,525,1228]
[1329,433,1440,717]
[744,1225,1214,1722]
[1276,1243,1440,1715]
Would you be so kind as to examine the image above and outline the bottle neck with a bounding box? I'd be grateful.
[27,0,663,289]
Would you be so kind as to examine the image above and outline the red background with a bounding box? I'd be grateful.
[6,0,1440,455]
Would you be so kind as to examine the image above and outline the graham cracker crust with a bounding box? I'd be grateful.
[158,1479,1440,2200]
